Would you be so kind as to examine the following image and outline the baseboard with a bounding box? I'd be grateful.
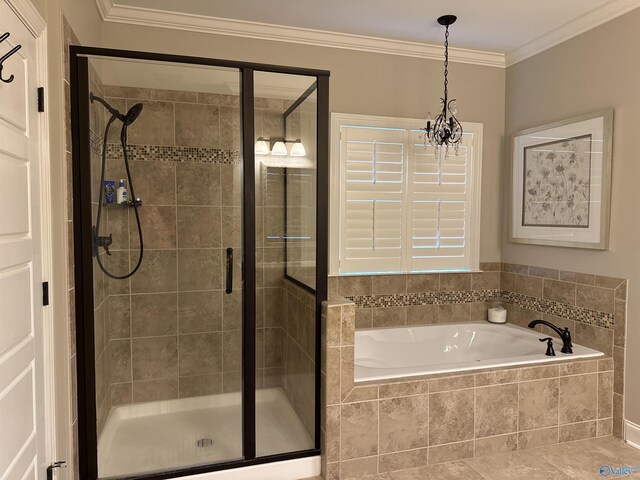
[626,420,640,450]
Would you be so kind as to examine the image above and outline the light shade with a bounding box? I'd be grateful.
[260,156,316,169]
[271,141,288,156]
[290,141,306,157]
[254,138,270,155]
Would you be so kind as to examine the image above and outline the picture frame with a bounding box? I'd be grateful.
[509,109,613,250]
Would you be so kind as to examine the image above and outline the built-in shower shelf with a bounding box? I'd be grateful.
[101,201,142,208]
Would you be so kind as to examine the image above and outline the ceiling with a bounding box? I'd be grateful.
[101,0,640,66]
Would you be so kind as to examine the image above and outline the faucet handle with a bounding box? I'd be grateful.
[539,337,556,357]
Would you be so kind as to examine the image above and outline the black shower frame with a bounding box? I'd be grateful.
[70,45,329,480]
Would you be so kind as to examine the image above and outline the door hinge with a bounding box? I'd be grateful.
[46,461,67,480]
[42,281,49,306]
[37,87,45,112]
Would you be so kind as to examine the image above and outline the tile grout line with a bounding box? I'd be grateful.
[516,380,520,450]
[556,369,560,445]
[174,160,180,397]
[338,311,343,478]
[473,379,477,459]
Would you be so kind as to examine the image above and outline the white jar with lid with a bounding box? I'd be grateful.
[487,298,507,324]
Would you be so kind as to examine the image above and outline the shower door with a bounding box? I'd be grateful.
[71,46,329,480]
[76,55,246,478]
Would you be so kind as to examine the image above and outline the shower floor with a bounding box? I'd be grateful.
[98,387,314,478]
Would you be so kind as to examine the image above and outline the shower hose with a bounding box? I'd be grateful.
[94,113,144,280]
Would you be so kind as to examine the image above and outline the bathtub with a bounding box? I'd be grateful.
[355,322,604,382]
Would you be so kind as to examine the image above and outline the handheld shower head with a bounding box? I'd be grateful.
[90,92,143,126]
[124,103,144,126]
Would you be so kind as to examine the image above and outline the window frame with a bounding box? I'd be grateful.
[329,112,483,276]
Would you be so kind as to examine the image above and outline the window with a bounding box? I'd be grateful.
[330,113,482,275]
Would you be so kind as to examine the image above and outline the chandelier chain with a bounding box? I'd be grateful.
[443,25,449,102]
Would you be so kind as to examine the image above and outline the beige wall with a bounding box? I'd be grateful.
[100,23,506,263]
[31,0,45,18]
[503,9,640,424]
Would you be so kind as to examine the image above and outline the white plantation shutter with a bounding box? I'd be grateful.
[340,126,406,273]
[332,114,481,275]
[407,130,475,271]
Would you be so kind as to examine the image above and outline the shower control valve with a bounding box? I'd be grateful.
[93,226,113,256]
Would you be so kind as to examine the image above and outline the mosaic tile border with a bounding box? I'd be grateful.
[106,143,240,164]
[503,290,614,330]
[346,289,501,308]
[346,289,614,330]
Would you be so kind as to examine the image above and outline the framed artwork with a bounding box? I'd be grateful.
[509,109,613,249]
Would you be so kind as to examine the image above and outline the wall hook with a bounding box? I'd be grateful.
[0,32,22,84]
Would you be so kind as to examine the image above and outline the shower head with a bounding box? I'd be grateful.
[124,103,143,126]
[90,92,143,126]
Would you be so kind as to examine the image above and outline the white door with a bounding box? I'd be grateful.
[0,2,47,479]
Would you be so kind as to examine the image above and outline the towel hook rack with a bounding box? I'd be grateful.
[0,32,22,84]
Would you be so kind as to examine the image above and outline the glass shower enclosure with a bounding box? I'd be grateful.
[70,47,328,480]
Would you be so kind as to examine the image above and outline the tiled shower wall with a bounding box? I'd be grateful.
[87,65,111,438]
[282,278,317,438]
[89,85,294,424]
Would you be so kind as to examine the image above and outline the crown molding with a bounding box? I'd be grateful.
[95,0,506,68]
[506,0,640,66]
[95,0,112,20]
[96,0,640,70]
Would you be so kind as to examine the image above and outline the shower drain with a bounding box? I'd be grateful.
[196,438,214,448]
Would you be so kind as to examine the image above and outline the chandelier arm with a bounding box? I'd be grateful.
[447,99,462,133]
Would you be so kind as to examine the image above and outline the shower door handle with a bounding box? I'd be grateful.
[226,247,233,294]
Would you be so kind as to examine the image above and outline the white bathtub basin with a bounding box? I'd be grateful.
[355,322,604,382]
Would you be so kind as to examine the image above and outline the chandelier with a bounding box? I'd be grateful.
[422,15,463,157]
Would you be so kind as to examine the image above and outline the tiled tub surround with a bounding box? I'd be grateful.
[328,263,626,425]
[498,262,626,441]
[321,298,616,479]
[322,263,627,478]
[90,85,296,429]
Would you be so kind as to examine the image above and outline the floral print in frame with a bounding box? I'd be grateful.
[522,134,592,228]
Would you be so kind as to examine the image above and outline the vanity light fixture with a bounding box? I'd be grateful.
[290,141,306,157]
[254,137,306,157]
[254,137,270,155]
[421,15,463,157]
[271,140,288,156]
